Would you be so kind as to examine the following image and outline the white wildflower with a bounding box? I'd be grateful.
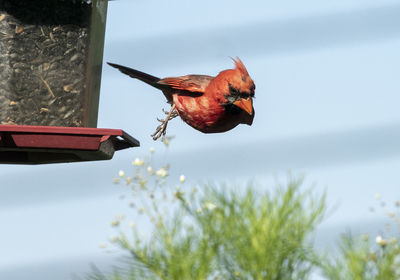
[118,170,125,177]
[376,235,387,246]
[149,147,155,153]
[147,166,154,175]
[110,220,120,227]
[179,174,185,183]
[156,167,168,178]
[132,158,144,166]
[204,202,217,211]
[109,236,119,243]
[113,178,120,184]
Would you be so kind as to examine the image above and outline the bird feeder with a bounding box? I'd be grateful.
[0,0,139,164]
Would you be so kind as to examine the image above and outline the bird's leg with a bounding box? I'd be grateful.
[151,104,177,141]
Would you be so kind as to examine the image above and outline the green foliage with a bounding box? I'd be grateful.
[320,233,400,280]
[190,181,326,280]
[85,145,326,280]
[90,181,326,280]
[319,199,400,280]
[84,143,400,280]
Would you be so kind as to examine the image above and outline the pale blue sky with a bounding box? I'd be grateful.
[1,0,400,279]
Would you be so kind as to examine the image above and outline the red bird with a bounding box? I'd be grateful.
[107,58,255,140]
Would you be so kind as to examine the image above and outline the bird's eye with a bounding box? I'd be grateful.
[228,84,240,97]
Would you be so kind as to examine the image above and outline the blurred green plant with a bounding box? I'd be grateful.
[190,181,326,280]
[84,140,400,280]
[320,233,400,280]
[319,197,400,280]
[85,141,326,280]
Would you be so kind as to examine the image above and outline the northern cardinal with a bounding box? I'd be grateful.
[107,58,255,140]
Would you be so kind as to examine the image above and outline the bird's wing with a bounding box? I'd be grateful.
[157,75,213,93]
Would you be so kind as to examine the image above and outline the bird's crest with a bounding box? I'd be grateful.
[231,57,249,76]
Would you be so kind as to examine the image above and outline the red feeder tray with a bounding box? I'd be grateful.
[0,125,140,164]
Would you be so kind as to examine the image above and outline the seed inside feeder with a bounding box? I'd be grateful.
[0,0,94,127]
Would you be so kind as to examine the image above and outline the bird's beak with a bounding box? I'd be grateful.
[233,98,253,115]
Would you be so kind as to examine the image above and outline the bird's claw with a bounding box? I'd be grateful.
[151,105,177,141]
[151,123,167,141]
[162,108,178,120]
